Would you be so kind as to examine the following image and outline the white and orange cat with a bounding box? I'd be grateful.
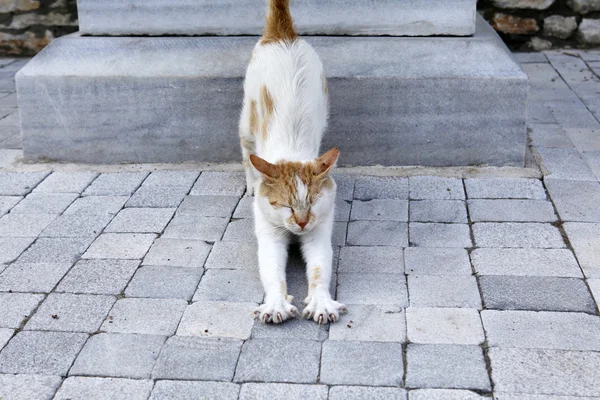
[239,0,346,324]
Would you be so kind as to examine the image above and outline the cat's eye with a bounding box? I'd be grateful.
[269,202,290,209]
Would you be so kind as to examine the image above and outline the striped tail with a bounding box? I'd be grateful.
[262,0,297,44]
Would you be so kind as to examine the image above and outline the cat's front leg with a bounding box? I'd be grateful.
[254,222,297,324]
[300,218,347,324]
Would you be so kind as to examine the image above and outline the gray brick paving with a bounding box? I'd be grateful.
[545,179,600,222]
[0,172,50,196]
[0,213,56,237]
[142,171,199,188]
[204,241,258,270]
[0,331,87,375]
[162,215,228,241]
[409,223,472,248]
[329,305,405,342]
[233,195,254,218]
[10,193,77,215]
[350,199,408,221]
[240,383,328,400]
[70,333,166,379]
[32,172,97,194]
[337,273,408,309]
[335,199,351,221]
[56,259,140,295]
[406,344,490,390]
[190,172,245,197]
[0,374,63,400]
[152,336,242,381]
[235,339,321,383]
[471,248,582,277]
[406,308,484,345]
[408,275,482,308]
[354,176,408,200]
[142,238,211,268]
[479,276,596,313]
[0,262,72,293]
[346,221,408,246]
[338,246,403,273]
[54,377,153,400]
[528,123,574,148]
[0,292,44,328]
[464,178,547,199]
[63,196,128,215]
[409,389,487,399]
[150,381,240,400]
[83,233,156,259]
[24,293,116,333]
[101,298,187,335]
[222,218,255,242]
[177,301,256,339]
[404,248,472,275]
[409,176,465,200]
[482,310,600,351]
[177,195,239,217]
[468,199,557,222]
[473,223,565,248]
[410,200,468,223]
[40,212,113,238]
[320,341,403,386]
[0,195,20,216]
[332,221,348,246]
[251,316,328,341]
[125,185,190,208]
[126,266,202,300]
[332,173,355,201]
[83,172,148,196]
[563,222,600,278]
[193,269,263,303]
[0,328,12,350]
[537,148,597,181]
[589,278,600,306]
[330,386,407,400]
[105,207,175,233]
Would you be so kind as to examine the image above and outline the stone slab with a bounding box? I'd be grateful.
[330,386,407,400]
[406,308,484,345]
[240,383,328,400]
[54,377,153,400]
[563,222,600,278]
[101,298,187,335]
[17,18,528,167]
[0,262,73,292]
[0,374,63,400]
[56,259,140,295]
[125,266,202,300]
[408,275,482,308]
[471,248,582,277]
[473,223,565,248]
[150,381,240,400]
[177,301,256,340]
[77,0,477,36]
[404,248,472,275]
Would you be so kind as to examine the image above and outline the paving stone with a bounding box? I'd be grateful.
[468,199,557,222]
[515,52,548,63]
[250,317,328,341]
[408,275,482,308]
[320,340,403,386]
[354,176,408,200]
[329,305,405,342]
[0,293,44,328]
[564,128,600,151]
[546,179,600,222]
[338,246,403,273]
[471,248,582,277]
[70,333,166,379]
[465,178,546,199]
[0,331,87,375]
[105,208,175,233]
[177,195,239,217]
[332,221,347,246]
[473,223,565,248]
[537,148,597,181]
[0,171,50,195]
[479,276,596,312]
[406,308,484,345]
[350,199,408,222]
[0,149,19,167]
[101,298,187,335]
[337,273,408,309]
[0,262,73,293]
[0,213,57,237]
[409,176,465,200]
[0,374,63,400]
[494,393,600,400]
[56,259,140,295]
[332,173,355,201]
[82,172,148,196]
[177,301,256,339]
[528,123,574,148]
[589,278,600,306]
[564,222,600,277]
[125,185,190,208]
[335,199,351,221]
[152,336,242,381]
[409,389,488,400]
[141,170,200,188]
[234,339,321,383]
[162,215,228,241]
[482,310,600,351]
[233,195,254,218]
[346,221,408,246]
[330,386,407,400]
[190,172,245,197]
[410,200,467,223]
[0,328,12,350]
[151,381,240,400]
[143,238,211,268]
[17,237,93,263]
[54,377,153,400]
[63,196,128,215]
[410,223,472,248]
[0,195,20,216]
[193,269,263,303]
[83,233,156,259]
[10,193,77,214]
[126,266,202,300]
[489,347,600,397]
[406,344,490,390]
[40,212,113,238]
[240,383,329,400]
[222,218,255,242]
[33,172,97,194]
[25,293,115,333]
[404,248,472,275]
[205,241,258,270]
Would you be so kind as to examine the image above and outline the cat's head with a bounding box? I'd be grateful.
[250,148,339,235]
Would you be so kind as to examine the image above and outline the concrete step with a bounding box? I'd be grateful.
[16,17,528,167]
[78,0,477,37]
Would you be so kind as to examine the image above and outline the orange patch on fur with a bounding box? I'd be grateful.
[260,85,275,140]
[322,73,328,95]
[249,100,259,136]
[310,266,322,289]
[262,0,297,45]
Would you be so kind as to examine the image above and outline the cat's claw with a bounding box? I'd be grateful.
[302,295,347,324]
[254,298,298,324]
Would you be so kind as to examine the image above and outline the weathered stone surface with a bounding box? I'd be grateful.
[126,266,202,300]
[56,259,140,295]
[83,233,156,260]
[408,275,482,308]
[409,389,488,400]
[544,15,578,39]
[251,316,328,342]
[568,0,600,14]
[54,377,153,400]
[177,301,256,340]
[101,298,187,336]
[0,262,72,292]
[105,208,175,233]
[330,386,407,400]
[337,273,408,309]
[410,200,468,223]
[0,292,44,328]
[17,237,92,263]
[240,383,328,400]
[563,222,600,277]
[493,13,539,35]
[468,199,556,222]
[329,305,406,342]
[0,374,62,400]
[177,195,239,218]
[193,269,263,303]
[142,238,211,268]
[347,221,408,247]
[406,308,485,344]
[471,248,582,277]
[465,178,546,199]
[83,172,147,196]
[151,381,240,400]
[493,0,555,9]
[409,177,465,200]
[546,180,600,222]
[338,246,403,274]
[473,223,565,248]
[404,248,472,275]
[17,18,528,167]
[204,241,258,270]
[578,19,600,45]
[190,172,245,197]
[409,223,472,248]
[350,199,408,222]
[77,0,477,36]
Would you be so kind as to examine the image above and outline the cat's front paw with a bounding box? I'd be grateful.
[253,297,298,324]
[302,294,347,324]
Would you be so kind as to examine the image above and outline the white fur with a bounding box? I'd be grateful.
[240,38,345,324]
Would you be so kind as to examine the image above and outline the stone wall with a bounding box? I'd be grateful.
[0,0,598,55]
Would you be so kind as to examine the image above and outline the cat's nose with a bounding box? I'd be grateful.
[297,220,308,229]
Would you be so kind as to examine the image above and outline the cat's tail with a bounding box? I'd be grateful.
[262,0,297,44]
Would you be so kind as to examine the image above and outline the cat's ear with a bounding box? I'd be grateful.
[250,154,279,178]
[314,147,340,176]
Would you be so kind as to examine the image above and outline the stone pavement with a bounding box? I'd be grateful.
[0,51,599,399]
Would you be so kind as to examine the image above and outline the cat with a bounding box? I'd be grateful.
[239,0,346,324]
